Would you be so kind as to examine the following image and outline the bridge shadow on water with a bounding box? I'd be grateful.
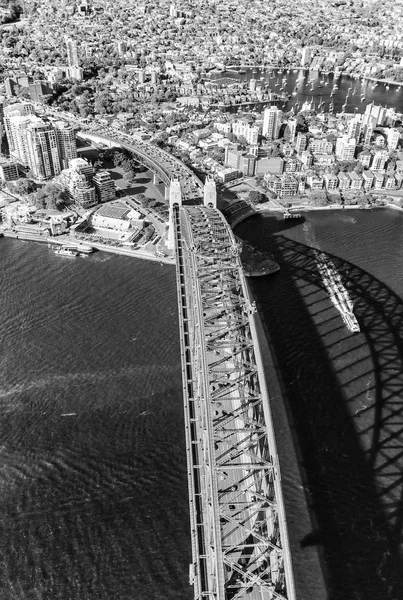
[235,214,403,600]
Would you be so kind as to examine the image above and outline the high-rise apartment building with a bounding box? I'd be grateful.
[53,121,78,170]
[363,117,377,145]
[4,102,35,154]
[232,121,259,145]
[295,133,307,155]
[363,103,386,128]
[65,36,79,68]
[348,116,362,144]
[262,107,282,140]
[6,114,61,180]
[5,115,32,163]
[287,118,297,142]
[25,121,61,180]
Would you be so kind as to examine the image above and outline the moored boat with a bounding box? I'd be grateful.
[54,247,77,257]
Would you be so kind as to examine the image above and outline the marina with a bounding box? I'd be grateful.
[208,67,403,114]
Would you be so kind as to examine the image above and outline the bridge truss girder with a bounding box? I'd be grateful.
[174,205,296,600]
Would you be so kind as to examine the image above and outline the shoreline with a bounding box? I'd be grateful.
[255,201,403,214]
[223,65,403,87]
[0,229,175,265]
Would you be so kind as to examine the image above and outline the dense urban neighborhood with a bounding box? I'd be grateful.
[0,0,403,250]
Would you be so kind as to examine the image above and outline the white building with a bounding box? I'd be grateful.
[262,107,282,140]
[335,136,356,161]
[232,121,259,145]
[387,128,400,151]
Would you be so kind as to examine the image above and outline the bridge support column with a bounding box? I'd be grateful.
[164,185,169,201]
[167,179,182,250]
[153,173,160,185]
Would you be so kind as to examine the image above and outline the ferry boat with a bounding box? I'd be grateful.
[54,247,77,257]
[316,254,360,333]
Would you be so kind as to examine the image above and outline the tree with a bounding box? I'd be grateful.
[248,190,265,205]
[34,183,70,211]
[10,178,37,195]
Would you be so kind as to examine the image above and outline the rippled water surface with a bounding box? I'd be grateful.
[3,208,403,600]
[0,241,190,600]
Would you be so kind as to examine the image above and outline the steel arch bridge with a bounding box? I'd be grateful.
[173,204,296,600]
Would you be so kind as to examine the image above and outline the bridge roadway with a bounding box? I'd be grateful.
[77,129,204,203]
[173,204,296,600]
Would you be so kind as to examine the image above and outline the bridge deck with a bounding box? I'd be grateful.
[174,205,296,600]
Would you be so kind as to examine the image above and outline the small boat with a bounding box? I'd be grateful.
[283,210,302,219]
[239,69,246,74]
[386,85,390,90]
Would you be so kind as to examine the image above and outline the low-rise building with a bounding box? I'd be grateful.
[0,161,19,182]
[362,170,374,191]
[217,167,239,182]
[300,151,313,168]
[90,202,144,232]
[323,173,338,190]
[374,172,384,189]
[338,172,351,190]
[358,149,371,168]
[279,174,298,197]
[93,170,116,203]
[385,175,396,189]
[349,171,363,190]
[306,171,323,189]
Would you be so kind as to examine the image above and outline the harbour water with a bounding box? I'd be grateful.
[0,241,190,600]
[236,207,403,599]
[2,207,403,599]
